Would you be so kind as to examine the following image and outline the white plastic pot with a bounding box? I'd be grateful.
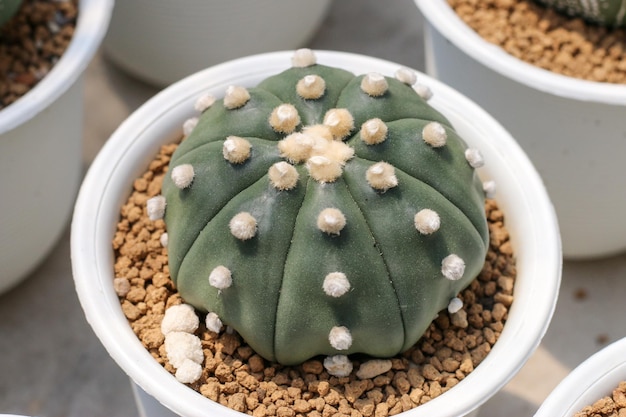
[0,0,113,294]
[71,50,562,417]
[415,0,626,259]
[534,337,626,417]
[103,0,333,86]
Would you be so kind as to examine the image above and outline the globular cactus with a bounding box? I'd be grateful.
[158,49,490,369]
[535,0,626,27]
[0,0,22,26]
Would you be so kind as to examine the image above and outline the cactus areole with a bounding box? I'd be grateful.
[535,0,626,27]
[160,50,490,366]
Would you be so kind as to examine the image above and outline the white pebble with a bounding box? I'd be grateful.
[483,180,497,198]
[113,277,130,297]
[175,359,203,384]
[448,297,464,314]
[324,355,353,377]
[164,332,204,369]
[161,304,200,336]
[160,232,169,248]
[146,196,166,221]
[205,312,223,334]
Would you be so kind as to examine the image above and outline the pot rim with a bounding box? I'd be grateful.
[0,0,114,133]
[534,337,626,417]
[415,0,626,105]
[71,50,562,417]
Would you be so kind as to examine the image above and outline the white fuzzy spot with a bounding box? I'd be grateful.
[175,359,203,384]
[442,254,465,281]
[423,122,447,147]
[414,209,441,235]
[317,208,347,235]
[360,118,388,145]
[194,93,216,112]
[160,232,169,248]
[395,67,417,85]
[292,48,317,67]
[414,83,433,100]
[147,196,166,221]
[205,312,223,334]
[229,212,257,240]
[223,136,251,164]
[448,297,464,314]
[323,108,354,140]
[161,304,199,336]
[223,85,250,109]
[366,162,398,191]
[465,148,485,168]
[164,332,204,368]
[361,72,388,97]
[183,117,198,136]
[297,74,326,99]
[323,272,350,297]
[306,155,343,183]
[323,355,353,377]
[171,164,195,189]
[209,265,232,290]
[329,326,352,350]
[270,104,301,134]
[269,161,299,190]
[483,180,496,198]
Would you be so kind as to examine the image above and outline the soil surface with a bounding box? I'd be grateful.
[112,140,517,417]
[574,381,626,417]
[0,0,78,110]
[449,0,626,83]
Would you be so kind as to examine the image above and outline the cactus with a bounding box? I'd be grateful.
[0,0,22,27]
[159,49,490,367]
[535,0,626,27]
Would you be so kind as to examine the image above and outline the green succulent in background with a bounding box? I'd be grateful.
[157,49,490,369]
[536,0,626,27]
[0,0,22,27]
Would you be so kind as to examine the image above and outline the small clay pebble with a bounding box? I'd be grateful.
[574,381,626,417]
[113,141,517,416]
[449,0,626,84]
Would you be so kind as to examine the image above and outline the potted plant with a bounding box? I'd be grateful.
[534,336,626,417]
[0,0,113,294]
[415,0,626,259]
[102,0,334,86]
[71,49,561,417]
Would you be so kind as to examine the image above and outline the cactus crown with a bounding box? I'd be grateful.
[159,50,490,368]
[535,0,626,27]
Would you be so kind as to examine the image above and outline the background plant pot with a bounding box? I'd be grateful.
[102,0,333,87]
[0,0,113,295]
[415,0,626,260]
[71,50,562,417]
[534,336,626,417]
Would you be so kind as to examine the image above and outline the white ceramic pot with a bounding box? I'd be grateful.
[103,0,333,87]
[534,337,626,417]
[0,0,113,294]
[71,50,562,417]
[415,0,626,259]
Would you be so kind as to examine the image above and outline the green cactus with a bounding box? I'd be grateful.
[0,0,22,27]
[535,0,626,27]
[159,49,489,367]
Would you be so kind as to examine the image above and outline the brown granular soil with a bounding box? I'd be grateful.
[574,381,626,417]
[112,142,516,417]
[449,0,626,83]
[0,0,78,110]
